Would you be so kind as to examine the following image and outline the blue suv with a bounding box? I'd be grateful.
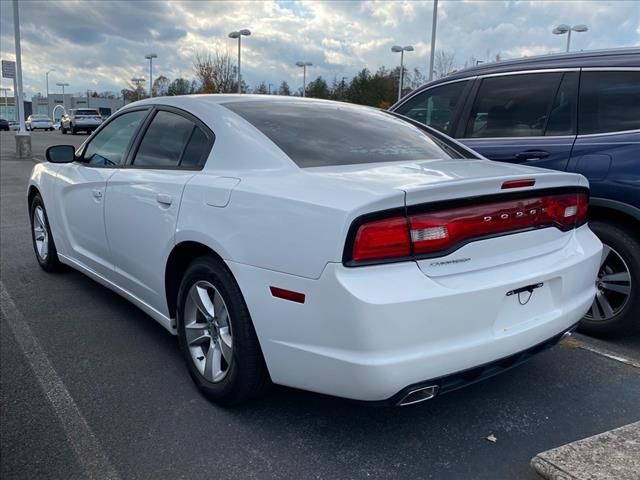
[391,48,640,336]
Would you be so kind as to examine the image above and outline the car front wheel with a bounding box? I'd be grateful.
[579,220,639,336]
[176,256,269,405]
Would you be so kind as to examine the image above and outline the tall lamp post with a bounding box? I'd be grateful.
[552,24,589,52]
[145,53,157,97]
[391,45,414,102]
[56,82,69,111]
[228,29,251,93]
[428,0,438,81]
[45,68,55,118]
[131,77,145,101]
[296,61,312,97]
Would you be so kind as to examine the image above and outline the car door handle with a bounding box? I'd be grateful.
[515,150,550,161]
[92,189,103,199]
[156,193,173,206]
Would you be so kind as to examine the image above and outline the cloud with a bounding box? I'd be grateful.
[0,0,638,97]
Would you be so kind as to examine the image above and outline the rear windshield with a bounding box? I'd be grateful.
[223,100,451,167]
[75,109,100,116]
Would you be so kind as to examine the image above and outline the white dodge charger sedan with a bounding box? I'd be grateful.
[28,95,602,406]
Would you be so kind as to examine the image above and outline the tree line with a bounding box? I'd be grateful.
[98,48,486,108]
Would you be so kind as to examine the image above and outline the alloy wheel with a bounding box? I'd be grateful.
[585,244,632,321]
[184,281,233,382]
[32,206,48,260]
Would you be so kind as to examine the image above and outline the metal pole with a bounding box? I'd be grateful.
[398,50,404,102]
[566,29,572,52]
[46,72,50,117]
[428,0,438,82]
[149,57,153,97]
[302,65,307,97]
[13,0,27,134]
[237,36,242,93]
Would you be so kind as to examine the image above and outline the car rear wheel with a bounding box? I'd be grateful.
[579,220,639,336]
[30,194,63,272]
[61,125,67,134]
[176,256,270,405]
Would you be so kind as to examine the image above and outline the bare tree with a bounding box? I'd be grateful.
[193,50,238,94]
[152,75,170,97]
[434,50,457,79]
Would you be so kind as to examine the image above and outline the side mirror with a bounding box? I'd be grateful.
[46,145,76,163]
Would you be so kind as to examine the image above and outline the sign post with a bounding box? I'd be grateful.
[10,0,31,158]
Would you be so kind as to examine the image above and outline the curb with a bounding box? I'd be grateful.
[530,421,640,480]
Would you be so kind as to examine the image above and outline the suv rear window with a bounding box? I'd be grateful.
[75,109,100,116]
[578,71,640,135]
[223,100,451,167]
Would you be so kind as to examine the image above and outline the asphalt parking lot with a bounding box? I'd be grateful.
[1,130,639,480]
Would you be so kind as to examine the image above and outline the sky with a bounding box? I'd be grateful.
[0,0,638,98]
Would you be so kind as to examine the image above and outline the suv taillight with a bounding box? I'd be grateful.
[346,190,588,265]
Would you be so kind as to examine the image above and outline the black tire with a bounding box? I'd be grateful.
[579,220,640,337]
[61,125,67,134]
[29,194,63,272]
[71,125,77,135]
[176,256,270,405]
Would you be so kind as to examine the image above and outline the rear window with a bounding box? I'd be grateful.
[223,100,451,167]
[75,109,100,116]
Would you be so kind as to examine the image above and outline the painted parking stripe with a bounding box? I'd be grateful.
[0,280,121,480]
[561,337,640,368]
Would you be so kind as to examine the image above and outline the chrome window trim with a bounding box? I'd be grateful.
[581,67,640,72]
[576,129,640,139]
[394,76,476,111]
[477,68,579,79]
[459,135,575,141]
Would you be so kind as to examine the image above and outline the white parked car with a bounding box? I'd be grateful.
[26,114,54,131]
[27,96,602,406]
[60,108,102,134]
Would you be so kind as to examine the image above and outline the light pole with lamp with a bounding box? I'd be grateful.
[296,61,312,97]
[228,29,251,93]
[45,68,55,118]
[56,82,69,112]
[552,24,589,52]
[391,45,414,102]
[145,53,157,97]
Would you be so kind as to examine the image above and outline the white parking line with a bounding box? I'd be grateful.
[0,280,121,480]
[561,337,640,369]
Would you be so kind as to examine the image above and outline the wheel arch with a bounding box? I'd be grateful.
[589,198,640,238]
[165,241,228,319]
[27,184,41,210]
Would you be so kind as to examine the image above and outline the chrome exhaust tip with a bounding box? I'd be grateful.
[397,385,439,406]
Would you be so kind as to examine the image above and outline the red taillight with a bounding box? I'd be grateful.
[348,191,588,264]
[501,179,536,189]
[352,216,411,262]
[270,287,306,303]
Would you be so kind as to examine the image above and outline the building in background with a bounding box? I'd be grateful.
[31,93,123,121]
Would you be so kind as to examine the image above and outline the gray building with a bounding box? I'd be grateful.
[31,93,124,121]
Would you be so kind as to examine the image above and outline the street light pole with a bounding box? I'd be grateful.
[552,24,589,52]
[45,69,55,118]
[12,0,27,135]
[295,61,312,96]
[392,45,414,102]
[145,53,157,97]
[228,29,251,93]
[428,0,438,82]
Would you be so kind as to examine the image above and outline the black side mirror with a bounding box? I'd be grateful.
[46,145,76,163]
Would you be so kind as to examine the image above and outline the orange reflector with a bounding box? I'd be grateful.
[270,287,306,303]
[501,179,536,189]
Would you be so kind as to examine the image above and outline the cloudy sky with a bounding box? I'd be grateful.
[1,0,638,97]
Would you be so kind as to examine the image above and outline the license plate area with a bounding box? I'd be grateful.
[494,279,559,334]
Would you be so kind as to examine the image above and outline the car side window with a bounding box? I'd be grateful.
[395,81,469,134]
[83,110,147,167]
[578,71,640,135]
[132,110,202,168]
[545,72,578,136]
[464,72,562,138]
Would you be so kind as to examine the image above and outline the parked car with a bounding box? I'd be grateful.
[8,120,19,131]
[28,96,601,405]
[60,108,102,134]
[0,118,8,131]
[25,114,54,131]
[391,48,640,336]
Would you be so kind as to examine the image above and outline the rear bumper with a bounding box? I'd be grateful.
[228,225,602,402]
